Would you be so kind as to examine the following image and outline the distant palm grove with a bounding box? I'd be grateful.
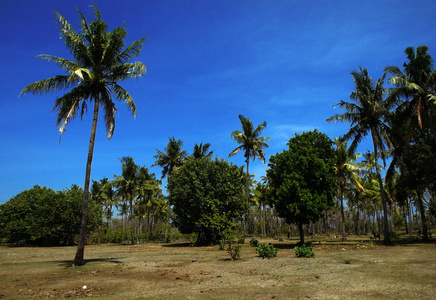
[1,6,435,262]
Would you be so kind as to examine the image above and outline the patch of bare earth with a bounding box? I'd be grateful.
[0,239,435,299]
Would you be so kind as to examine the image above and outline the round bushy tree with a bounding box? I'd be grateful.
[0,185,101,245]
[168,157,245,245]
[267,130,335,244]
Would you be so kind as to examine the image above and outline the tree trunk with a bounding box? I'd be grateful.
[298,221,305,244]
[164,201,171,242]
[340,185,346,241]
[416,192,429,241]
[245,158,250,234]
[371,134,390,244]
[74,99,99,266]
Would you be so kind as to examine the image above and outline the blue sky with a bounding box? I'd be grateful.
[1,0,436,203]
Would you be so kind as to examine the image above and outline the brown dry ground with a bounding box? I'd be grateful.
[0,236,435,299]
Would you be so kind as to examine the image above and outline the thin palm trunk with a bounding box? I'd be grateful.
[339,185,346,241]
[371,133,390,244]
[416,192,429,241]
[245,158,250,233]
[74,99,99,266]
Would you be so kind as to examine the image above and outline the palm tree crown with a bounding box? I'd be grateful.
[229,115,271,164]
[152,137,188,180]
[385,46,436,140]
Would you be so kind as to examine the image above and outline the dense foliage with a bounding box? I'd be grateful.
[168,157,245,245]
[267,130,335,244]
[293,244,315,258]
[0,185,101,245]
[256,243,278,258]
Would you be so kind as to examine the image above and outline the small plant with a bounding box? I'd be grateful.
[293,244,315,258]
[219,239,226,250]
[389,231,400,240]
[238,236,245,244]
[226,241,241,260]
[256,243,278,259]
[249,238,259,247]
[344,259,351,264]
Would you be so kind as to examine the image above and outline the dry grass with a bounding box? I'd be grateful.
[0,236,435,299]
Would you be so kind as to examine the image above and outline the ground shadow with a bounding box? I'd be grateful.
[57,257,124,267]
[162,242,192,248]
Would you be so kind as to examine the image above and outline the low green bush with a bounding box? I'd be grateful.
[249,238,259,247]
[256,243,278,259]
[227,241,241,260]
[293,244,315,258]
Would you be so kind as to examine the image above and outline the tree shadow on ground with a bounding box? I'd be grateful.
[162,242,192,248]
[57,258,124,267]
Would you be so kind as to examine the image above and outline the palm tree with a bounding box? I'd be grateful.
[327,68,396,244]
[191,143,215,159]
[385,46,436,142]
[114,157,139,245]
[20,5,146,265]
[135,166,161,239]
[228,115,271,229]
[152,137,187,241]
[332,137,363,241]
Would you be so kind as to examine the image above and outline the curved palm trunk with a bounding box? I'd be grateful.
[74,99,99,266]
[371,132,390,244]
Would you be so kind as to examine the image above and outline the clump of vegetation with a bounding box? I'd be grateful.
[389,232,400,240]
[249,238,260,247]
[256,243,278,259]
[344,259,351,264]
[294,244,315,258]
[227,242,241,260]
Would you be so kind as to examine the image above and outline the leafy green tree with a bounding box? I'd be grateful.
[20,5,146,265]
[167,157,245,245]
[228,115,271,230]
[327,68,396,244]
[152,137,188,241]
[0,185,101,245]
[267,130,335,244]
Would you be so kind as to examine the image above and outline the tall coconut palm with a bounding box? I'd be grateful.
[332,137,363,241]
[152,137,187,241]
[228,115,271,225]
[327,68,396,244]
[385,46,436,141]
[20,5,146,265]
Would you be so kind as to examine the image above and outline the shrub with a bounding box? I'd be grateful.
[226,241,241,260]
[249,238,259,247]
[256,243,278,259]
[389,231,400,240]
[293,244,315,258]
[344,259,351,264]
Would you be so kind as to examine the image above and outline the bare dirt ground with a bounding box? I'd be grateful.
[1,237,435,299]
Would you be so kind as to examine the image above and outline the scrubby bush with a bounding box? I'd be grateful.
[293,244,315,258]
[256,243,278,259]
[249,238,259,247]
[227,241,241,260]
